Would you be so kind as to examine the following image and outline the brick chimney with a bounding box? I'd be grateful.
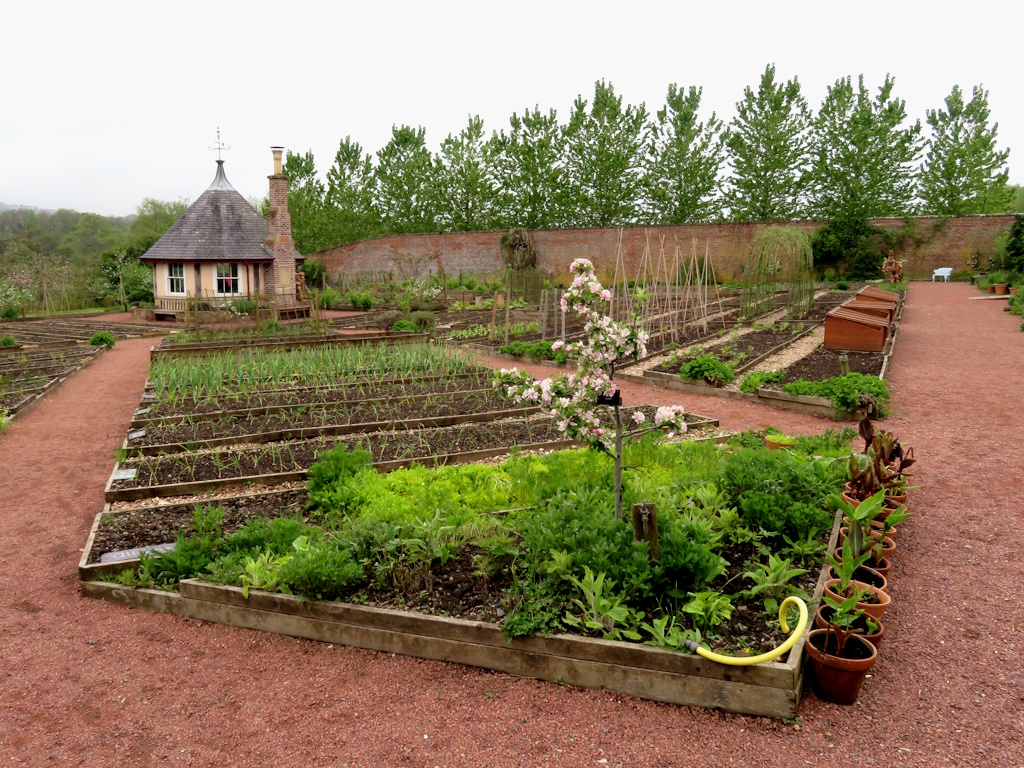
[265,146,297,301]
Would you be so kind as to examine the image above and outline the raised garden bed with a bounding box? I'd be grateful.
[150,331,429,359]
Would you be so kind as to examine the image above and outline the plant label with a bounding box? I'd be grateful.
[112,467,138,482]
[127,429,146,441]
[134,407,150,417]
[99,542,175,564]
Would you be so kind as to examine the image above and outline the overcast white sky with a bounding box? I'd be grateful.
[2,1,1020,217]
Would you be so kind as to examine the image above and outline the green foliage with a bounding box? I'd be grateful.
[812,215,881,278]
[742,553,809,614]
[346,290,373,310]
[782,373,891,416]
[408,310,436,331]
[306,443,374,513]
[88,331,115,348]
[391,319,419,332]
[835,279,849,290]
[719,448,837,538]
[640,615,702,650]
[724,64,811,221]
[1,306,19,319]
[316,287,340,309]
[682,590,734,632]
[678,354,736,386]
[499,340,569,364]
[1004,215,1024,274]
[563,566,644,641]
[808,74,922,220]
[739,369,784,393]
[275,535,365,600]
[919,85,1012,216]
[300,259,327,288]
[0,335,16,347]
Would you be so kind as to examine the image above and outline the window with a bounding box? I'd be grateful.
[216,263,240,295]
[167,263,185,295]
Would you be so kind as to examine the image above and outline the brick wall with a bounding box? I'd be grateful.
[314,215,1015,285]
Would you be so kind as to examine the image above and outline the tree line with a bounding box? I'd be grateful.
[285,66,1016,255]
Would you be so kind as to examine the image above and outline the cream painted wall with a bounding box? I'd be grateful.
[154,262,266,299]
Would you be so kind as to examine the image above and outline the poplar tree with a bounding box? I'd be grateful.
[434,115,498,232]
[807,74,922,220]
[372,125,438,235]
[562,80,650,228]
[325,137,378,244]
[723,65,811,222]
[644,84,725,223]
[919,85,1012,215]
[488,107,567,230]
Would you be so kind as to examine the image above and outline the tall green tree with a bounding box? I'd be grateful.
[562,80,650,227]
[434,115,498,232]
[373,125,438,235]
[489,107,567,229]
[918,85,1012,215]
[807,74,922,220]
[325,136,379,244]
[644,84,725,223]
[129,198,188,242]
[723,65,811,222]
[284,150,337,254]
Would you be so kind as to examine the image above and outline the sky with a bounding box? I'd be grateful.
[2,0,1020,217]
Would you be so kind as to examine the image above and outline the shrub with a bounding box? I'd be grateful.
[499,340,569,364]
[782,373,890,416]
[0,335,16,348]
[317,287,340,309]
[408,310,435,331]
[719,448,836,538]
[346,290,373,310]
[391,319,419,332]
[739,370,784,393]
[835,279,849,291]
[678,355,736,386]
[1,306,19,319]
[88,331,116,348]
[300,259,327,288]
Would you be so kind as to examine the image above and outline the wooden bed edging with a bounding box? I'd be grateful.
[150,332,429,360]
[126,404,542,457]
[80,579,801,717]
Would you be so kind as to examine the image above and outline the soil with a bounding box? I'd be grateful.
[649,323,808,376]
[3,283,1024,765]
[89,490,309,562]
[776,347,884,384]
[138,389,517,448]
[144,371,494,420]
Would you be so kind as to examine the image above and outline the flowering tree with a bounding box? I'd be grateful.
[497,258,688,519]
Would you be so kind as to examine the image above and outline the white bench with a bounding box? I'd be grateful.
[932,267,953,282]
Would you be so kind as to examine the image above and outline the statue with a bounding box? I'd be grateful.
[882,251,903,283]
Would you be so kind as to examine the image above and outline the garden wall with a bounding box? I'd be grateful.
[313,215,1015,284]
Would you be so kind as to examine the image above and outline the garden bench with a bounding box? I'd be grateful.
[932,267,953,282]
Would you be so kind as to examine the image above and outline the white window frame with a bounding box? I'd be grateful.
[167,263,185,295]
[215,263,241,295]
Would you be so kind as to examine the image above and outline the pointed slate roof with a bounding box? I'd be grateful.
[140,160,273,263]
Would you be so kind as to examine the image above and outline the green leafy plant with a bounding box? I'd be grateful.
[681,591,734,632]
[678,354,736,386]
[640,615,702,650]
[562,567,644,641]
[391,319,419,332]
[739,369,784,393]
[782,374,890,416]
[742,554,809,614]
[88,331,116,348]
[0,335,16,348]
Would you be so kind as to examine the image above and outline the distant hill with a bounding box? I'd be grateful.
[0,201,53,213]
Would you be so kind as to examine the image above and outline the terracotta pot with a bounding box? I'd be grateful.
[815,605,885,647]
[885,491,908,507]
[843,516,899,540]
[764,437,795,451]
[839,528,896,562]
[827,563,887,593]
[869,558,891,578]
[1010,287,1019,296]
[824,578,890,620]
[987,284,996,294]
[994,283,1009,295]
[806,629,878,704]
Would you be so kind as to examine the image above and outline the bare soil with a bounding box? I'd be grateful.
[777,347,885,384]
[2,283,1023,766]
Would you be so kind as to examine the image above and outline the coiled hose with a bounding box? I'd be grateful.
[683,596,808,665]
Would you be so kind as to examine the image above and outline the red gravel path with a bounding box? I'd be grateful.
[2,283,1022,767]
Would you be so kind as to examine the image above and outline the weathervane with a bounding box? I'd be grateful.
[209,126,231,160]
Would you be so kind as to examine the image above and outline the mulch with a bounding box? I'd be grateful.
[2,282,1023,766]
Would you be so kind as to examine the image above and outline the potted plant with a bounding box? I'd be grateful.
[837,490,909,573]
[823,536,891,620]
[806,582,879,704]
[764,431,798,451]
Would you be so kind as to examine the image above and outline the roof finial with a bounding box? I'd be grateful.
[209,126,231,161]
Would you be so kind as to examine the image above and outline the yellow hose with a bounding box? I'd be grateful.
[683,596,808,665]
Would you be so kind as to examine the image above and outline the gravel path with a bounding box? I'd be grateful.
[2,283,1023,766]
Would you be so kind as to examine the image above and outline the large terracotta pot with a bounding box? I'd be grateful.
[987,284,996,294]
[815,604,885,647]
[994,283,1009,295]
[806,629,878,704]
[824,578,890,620]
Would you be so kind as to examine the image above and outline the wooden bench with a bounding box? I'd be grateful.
[932,267,953,282]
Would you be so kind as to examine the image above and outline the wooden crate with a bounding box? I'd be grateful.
[841,299,895,322]
[823,306,889,352]
[855,285,900,303]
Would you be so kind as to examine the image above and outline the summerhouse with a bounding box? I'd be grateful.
[141,148,308,321]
